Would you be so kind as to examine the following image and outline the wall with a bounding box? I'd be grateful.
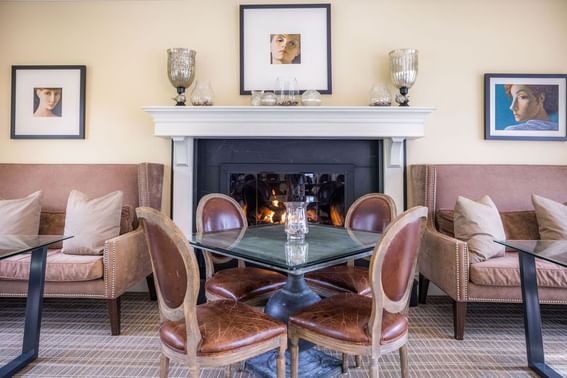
[1,0,566,205]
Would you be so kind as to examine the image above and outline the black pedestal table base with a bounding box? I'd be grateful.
[247,273,342,377]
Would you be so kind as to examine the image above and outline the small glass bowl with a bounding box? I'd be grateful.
[260,92,277,106]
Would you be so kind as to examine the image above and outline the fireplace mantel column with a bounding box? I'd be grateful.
[143,106,434,236]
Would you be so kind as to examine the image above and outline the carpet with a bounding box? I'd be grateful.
[1,294,566,377]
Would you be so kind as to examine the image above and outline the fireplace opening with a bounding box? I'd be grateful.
[229,171,345,226]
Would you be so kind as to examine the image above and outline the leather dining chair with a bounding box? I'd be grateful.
[288,206,427,378]
[136,207,287,378]
[196,193,287,305]
[305,193,397,297]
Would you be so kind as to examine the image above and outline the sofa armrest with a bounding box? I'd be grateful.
[103,227,152,299]
[419,225,469,301]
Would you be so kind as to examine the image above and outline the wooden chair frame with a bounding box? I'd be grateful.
[289,206,427,378]
[137,207,287,378]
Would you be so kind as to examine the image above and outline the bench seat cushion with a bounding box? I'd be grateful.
[0,249,103,282]
[470,252,567,288]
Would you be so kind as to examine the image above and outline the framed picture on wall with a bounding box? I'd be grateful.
[484,73,567,141]
[239,3,332,95]
[11,65,86,139]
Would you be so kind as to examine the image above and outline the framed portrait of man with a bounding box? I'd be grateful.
[484,73,567,141]
[11,65,86,139]
[239,4,332,95]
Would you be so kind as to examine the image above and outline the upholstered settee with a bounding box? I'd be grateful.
[0,163,164,335]
[412,164,567,340]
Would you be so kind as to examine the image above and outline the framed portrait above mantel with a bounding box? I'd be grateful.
[239,3,332,95]
[11,65,86,139]
[484,73,567,141]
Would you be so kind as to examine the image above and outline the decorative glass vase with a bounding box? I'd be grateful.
[167,48,196,106]
[276,76,299,106]
[190,80,214,106]
[284,201,308,240]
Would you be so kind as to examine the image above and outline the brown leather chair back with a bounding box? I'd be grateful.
[136,207,202,354]
[367,206,427,344]
[196,193,248,273]
[196,194,246,233]
[345,193,397,233]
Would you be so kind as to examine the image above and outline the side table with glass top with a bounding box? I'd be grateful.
[495,240,567,378]
[189,224,381,378]
[0,235,71,378]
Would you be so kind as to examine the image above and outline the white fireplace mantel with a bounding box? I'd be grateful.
[143,105,434,236]
[143,106,434,168]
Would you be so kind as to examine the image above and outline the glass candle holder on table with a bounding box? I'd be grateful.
[284,201,309,241]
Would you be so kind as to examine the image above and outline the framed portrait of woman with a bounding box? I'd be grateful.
[239,4,332,95]
[484,73,567,141]
[11,65,86,139]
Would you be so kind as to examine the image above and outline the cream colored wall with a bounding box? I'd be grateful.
[1,0,566,209]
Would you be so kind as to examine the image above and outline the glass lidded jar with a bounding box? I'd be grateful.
[250,90,264,106]
[191,80,214,106]
[369,84,392,106]
[260,91,277,106]
[301,90,322,106]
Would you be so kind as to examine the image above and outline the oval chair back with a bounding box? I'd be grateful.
[368,206,427,349]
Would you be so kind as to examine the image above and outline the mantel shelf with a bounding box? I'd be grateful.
[142,105,435,167]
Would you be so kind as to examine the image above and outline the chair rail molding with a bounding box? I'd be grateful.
[143,105,434,235]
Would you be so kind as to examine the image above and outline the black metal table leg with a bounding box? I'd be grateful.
[0,246,48,378]
[518,252,562,378]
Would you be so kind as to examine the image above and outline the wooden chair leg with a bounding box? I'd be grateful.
[147,273,157,301]
[188,366,199,378]
[290,334,299,378]
[160,353,169,378]
[418,273,430,304]
[355,355,362,367]
[453,300,467,340]
[107,297,121,336]
[399,344,408,378]
[341,353,348,373]
[277,338,286,378]
[369,356,379,378]
[224,365,230,378]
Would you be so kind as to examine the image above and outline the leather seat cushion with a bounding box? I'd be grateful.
[289,293,408,344]
[160,300,286,354]
[205,267,287,301]
[470,252,567,288]
[305,265,371,296]
[0,248,103,282]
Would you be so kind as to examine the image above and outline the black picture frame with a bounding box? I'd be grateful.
[484,73,567,141]
[11,65,86,139]
[239,4,332,95]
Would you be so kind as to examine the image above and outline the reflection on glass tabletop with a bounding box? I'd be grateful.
[495,240,567,268]
[0,235,71,260]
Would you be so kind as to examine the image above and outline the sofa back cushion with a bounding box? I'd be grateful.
[413,165,567,214]
[436,209,540,240]
[0,164,140,213]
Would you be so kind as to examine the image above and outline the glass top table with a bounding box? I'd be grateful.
[495,240,566,378]
[0,234,70,378]
[189,224,381,275]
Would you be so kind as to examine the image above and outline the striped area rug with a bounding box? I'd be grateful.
[1,294,566,377]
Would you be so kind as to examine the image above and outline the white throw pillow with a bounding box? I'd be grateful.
[532,194,567,240]
[0,191,42,235]
[61,190,123,255]
[454,195,506,264]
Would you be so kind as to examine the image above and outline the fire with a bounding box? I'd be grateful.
[330,206,344,227]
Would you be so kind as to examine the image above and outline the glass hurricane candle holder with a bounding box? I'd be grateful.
[389,48,418,107]
[167,48,196,106]
[284,201,308,240]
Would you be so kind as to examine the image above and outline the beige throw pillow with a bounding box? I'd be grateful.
[532,194,567,240]
[61,190,124,255]
[0,191,42,235]
[454,195,506,264]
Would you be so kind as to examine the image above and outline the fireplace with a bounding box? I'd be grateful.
[193,139,383,229]
[143,105,433,237]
